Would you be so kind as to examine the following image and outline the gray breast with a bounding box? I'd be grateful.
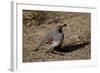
[49,29,64,45]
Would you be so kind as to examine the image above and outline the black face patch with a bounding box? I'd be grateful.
[58,29,62,33]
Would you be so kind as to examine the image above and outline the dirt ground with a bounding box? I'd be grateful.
[23,10,91,62]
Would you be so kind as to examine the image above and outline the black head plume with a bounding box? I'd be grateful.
[62,24,67,27]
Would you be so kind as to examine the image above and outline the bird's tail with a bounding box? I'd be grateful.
[34,48,38,51]
[33,42,43,51]
[34,45,40,51]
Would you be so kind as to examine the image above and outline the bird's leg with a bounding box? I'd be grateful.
[45,46,54,54]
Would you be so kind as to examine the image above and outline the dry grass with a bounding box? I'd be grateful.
[23,10,91,62]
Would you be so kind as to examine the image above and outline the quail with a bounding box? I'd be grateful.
[34,24,66,53]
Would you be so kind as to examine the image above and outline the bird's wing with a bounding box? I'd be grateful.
[34,31,53,51]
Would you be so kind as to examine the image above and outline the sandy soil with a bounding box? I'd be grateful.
[23,10,91,62]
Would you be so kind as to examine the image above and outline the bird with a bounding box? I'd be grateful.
[34,24,66,53]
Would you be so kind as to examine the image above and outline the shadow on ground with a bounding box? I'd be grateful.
[54,42,90,53]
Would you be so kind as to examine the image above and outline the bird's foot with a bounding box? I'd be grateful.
[45,50,51,54]
[51,51,65,56]
[45,50,65,56]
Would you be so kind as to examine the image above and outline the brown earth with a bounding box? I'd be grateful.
[23,10,91,62]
